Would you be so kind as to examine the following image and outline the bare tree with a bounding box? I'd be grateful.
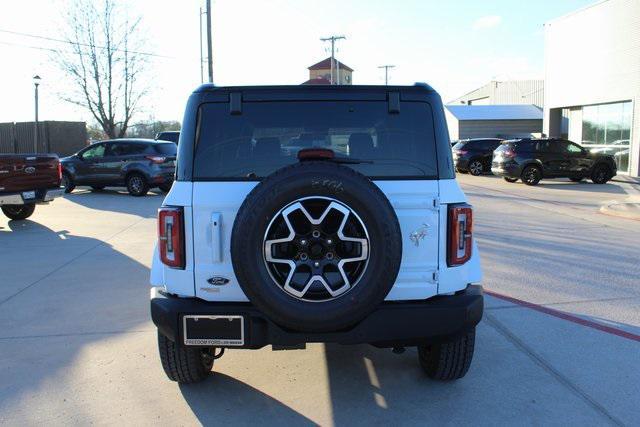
[55,0,147,138]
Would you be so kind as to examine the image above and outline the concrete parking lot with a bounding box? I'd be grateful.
[1,178,639,426]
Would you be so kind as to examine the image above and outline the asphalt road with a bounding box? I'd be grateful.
[1,177,639,426]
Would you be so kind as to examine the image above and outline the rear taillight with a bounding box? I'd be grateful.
[158,207,185,269]
[502,149,516,158]
[57,161,62,181]
[146,155,167,164]
[447,204,473,267]
[454,150,468,155]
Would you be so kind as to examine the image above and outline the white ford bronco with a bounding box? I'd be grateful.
[150,83,483,384]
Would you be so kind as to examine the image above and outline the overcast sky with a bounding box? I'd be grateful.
[0,0,594,125]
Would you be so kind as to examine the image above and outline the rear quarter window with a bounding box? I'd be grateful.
[193,101,438,180]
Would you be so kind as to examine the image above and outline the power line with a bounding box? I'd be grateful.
[378,65,395,85]
[0,28,176,59]
[320,35,345,85]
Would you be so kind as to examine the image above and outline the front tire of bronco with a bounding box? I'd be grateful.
[157,332,215,383]
[418,328,476,380]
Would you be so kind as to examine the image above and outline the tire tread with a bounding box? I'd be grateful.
[418,328,475,380]
[157,332,212,383]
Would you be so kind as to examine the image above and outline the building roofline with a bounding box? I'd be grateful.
[544,0,611,25]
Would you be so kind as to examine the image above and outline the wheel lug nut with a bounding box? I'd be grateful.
[327,239,333,245]
[300,253,308,261]
[300,239,307,246]
[314,261,320,268]
[312,230,321,238]
[326,252,334,260]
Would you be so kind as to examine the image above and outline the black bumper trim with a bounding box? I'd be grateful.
[150,285,484,348]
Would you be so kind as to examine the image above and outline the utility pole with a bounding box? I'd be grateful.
[206,0,213,83]
[320,35,345,84]
[378,65,395,85]
[199,6,204,84]
[33,75,41,153]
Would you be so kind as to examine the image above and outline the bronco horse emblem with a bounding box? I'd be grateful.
[409,223,429,247]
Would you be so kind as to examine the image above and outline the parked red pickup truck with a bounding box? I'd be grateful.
[0,154,64,220]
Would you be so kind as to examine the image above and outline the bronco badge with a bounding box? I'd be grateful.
[409,224,429,247]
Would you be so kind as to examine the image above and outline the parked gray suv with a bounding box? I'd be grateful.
[60,139,176,196]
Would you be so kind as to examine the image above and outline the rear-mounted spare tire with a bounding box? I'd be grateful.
[231,161,402,333]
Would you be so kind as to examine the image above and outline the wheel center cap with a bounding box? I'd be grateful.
[309,242,325,258]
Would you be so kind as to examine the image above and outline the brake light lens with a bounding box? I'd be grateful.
[502,148,516,158]
[454,150,468,155]
[447,204,473,266]
[146,155,167,164]
[158,207,185,269]
[57,161,62,182]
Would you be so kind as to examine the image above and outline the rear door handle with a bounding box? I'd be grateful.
[211,213,223,262]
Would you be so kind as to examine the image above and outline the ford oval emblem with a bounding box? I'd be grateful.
[207,276,230,286]
[24,166,36,174]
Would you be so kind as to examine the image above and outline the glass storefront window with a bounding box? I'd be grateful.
[581,101,631,172]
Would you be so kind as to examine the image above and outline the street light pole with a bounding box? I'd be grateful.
[33,75,41,153]
[199,6,204,84]
[206,0,213,83]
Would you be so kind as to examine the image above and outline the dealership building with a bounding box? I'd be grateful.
[544,0,640,177]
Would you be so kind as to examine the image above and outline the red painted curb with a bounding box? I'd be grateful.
[485,290,640,343]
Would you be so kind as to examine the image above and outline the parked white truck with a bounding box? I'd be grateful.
[150,83,483,383]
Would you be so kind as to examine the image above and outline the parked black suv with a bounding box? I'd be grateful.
[60,139,177,196]
[155,131,180,144]
[452,138,502,175]
[491,138,617,185]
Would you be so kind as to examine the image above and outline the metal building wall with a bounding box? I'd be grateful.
[544,0,640,177]
[458,119,543,140]
[449,80,544,108]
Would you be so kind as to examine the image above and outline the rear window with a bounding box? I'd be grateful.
[154,143,177,155]
[514,140,539,151]
[452,141,467,150]
[193,101,437,180]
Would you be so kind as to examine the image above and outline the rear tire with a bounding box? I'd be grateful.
[126,173,149,196]
[62,173,75,193]
[159,183,172,192]
[591,164,611,184]
[157,331,215,384]
[468,159,484,176]
[418,328,476,381]
[569,177,584,182]
[521,165,542,186]
[503,177,518,183]
[456,168,468,174]
[91,185,105,191]
[2,204,36,220]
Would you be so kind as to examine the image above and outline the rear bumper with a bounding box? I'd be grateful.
[149,171,174,185]
[0,187,64,206]
[491,163,521,178]
[454,158,470,170]
[150,285,484,348]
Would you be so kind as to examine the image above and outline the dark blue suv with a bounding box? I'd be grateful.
[452,138,502,176]
[60,139,177,196]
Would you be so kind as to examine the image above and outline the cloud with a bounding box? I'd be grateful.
[472,15,502,30]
